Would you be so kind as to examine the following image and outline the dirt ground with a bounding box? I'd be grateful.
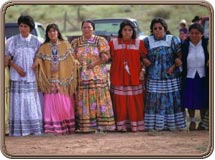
[2,129,211,159]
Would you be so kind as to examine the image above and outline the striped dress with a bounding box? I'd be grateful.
[71,35,116,132]
[5,34,43,136]
[144,35,186,131]
[109,38,147,132]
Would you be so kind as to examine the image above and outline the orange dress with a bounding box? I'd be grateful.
[109,38,147,132]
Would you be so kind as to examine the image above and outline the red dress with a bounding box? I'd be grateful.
[109,38,147,132]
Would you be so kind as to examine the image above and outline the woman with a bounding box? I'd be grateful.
[35,23,78,134]
[143,17,186,131]
[178,19,188,42]
[181,23,209,131]
[5,15,43,136]
[71,20,115,133]
[4,56,10,135]
[109,20,147,132]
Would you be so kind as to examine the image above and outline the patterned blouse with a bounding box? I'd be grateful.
[71,35,110,82]
[143,34,181,80]
[5,34,41,82]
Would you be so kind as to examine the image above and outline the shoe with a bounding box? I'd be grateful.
[197,122,205,130]
[189,121,196,131]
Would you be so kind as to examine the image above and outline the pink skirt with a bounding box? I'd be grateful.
[43,93,75,134]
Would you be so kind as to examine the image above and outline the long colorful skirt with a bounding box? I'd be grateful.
[182,73,209,110]
[5,67,10,134]
[110,84,144,132]
[144,78,186,131]
[43,93,75,134]
[76,79,116,132]
[9,81,43,136]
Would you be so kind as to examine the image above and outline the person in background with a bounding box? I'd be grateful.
[5,15,43,136]
[181,23,209,131]
[143,17,186,131]
[178,19,188,42]
[35,23,79,135]
[179,19,188,34]
[71,20,115,133]
[109,20,147,132]
[191,16,201,24]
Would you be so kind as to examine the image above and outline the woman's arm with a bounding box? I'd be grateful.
[8,59,26,77]
[142,58,152,67]
[87,52,110,69]
[4,55,11,67]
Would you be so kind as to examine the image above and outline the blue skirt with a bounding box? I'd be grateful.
[182,73,209,110]
[144,78,186,131]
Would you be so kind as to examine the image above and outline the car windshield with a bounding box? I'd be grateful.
[93,19,140,36]
[94,22,120,35]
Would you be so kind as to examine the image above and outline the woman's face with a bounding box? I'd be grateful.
[152,22,165,39]
[48,28,58,43]
[19,23,31,37]
[82,22,94,39]
[189,28,203,45]
[121,25,133,40]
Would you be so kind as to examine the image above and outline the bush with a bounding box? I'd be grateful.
[153,9,170,19]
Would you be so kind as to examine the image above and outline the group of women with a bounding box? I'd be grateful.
[4,15,209,136]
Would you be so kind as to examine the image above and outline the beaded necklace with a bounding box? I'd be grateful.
[50,40,59,72]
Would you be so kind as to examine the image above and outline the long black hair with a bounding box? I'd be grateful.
[44,23,64,44]
[118,20,137,39]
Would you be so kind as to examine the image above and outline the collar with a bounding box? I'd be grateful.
[190,39,202,47]
[82,35,95,43]
[153,34,166,41]
[20,34,32,42]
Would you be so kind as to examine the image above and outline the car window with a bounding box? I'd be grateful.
[37,25,45,39]
[94,22,120,35]
[5,26,19,39]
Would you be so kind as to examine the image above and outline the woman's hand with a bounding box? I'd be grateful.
[31,62,38,71]
[143,58,152,67]
[4,56,11,67]
[139,68,145,81]
[87,62,95,69]
[175,58,182,67]
[167,65,175,75]
[101,53,109,62]
[9,60,26,77]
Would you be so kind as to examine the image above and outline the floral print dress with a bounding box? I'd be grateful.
[71,35,115,132]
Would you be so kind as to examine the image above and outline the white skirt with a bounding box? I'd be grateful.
[9,81,43,136]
